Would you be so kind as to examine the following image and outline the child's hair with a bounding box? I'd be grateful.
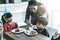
[28,0,37,6]
[4,12,12,19]
[37,17,48,26]
[4,13,12,19]
[1,12,12,24]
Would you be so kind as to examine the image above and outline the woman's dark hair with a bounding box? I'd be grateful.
[28,0,37,6]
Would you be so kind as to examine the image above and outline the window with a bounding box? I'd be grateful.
[0,0,6,4]
[9,0,14,3]
[22,0,28,2]
[0,0,28,4]
[0,0,14,4]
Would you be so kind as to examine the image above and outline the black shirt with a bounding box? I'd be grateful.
[34,28,49,37]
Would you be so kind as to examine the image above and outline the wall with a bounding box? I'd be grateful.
[0,2,28,26]
[14,0,21,3]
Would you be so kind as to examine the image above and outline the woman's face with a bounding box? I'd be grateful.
[7,17,12,23]
[29,5,38,13]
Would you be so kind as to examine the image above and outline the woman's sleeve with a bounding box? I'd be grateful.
[25,6,30,22]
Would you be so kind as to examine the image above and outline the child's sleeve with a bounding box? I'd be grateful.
[3,24,8,32]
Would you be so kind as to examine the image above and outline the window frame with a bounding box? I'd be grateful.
[0,0,28,4]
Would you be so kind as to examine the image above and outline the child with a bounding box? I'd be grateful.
[3,12,18,32]
[35,22,49,37]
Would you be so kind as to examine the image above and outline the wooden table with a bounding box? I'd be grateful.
[4,32,51,40]
[0,29,2,34]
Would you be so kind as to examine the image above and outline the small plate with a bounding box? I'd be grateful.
[24,30,38,36]
[11,28,25,34]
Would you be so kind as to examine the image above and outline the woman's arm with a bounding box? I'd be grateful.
[25,6,31,22]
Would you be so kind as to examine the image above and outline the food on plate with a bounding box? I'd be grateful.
[15,29,20,32]
[30,31,36,35]
[20,25,29,30]
[11,28,24,34]
[26,31,28,33]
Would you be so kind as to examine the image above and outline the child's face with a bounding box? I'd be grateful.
[29,5,38,13]
[7,17,12,23]
[37,24,44,30]
[39,25,44,30]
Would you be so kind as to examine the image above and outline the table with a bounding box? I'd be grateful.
[0,29,2,40]
[0,30,2,33]
[4,32,51,40]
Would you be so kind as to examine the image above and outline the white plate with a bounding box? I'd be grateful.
[11,28,25,33]
[24,30,38,36]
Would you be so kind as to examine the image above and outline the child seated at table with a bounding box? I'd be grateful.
[51,31,60,40]
[3,12,18,32]
[35,21,49,37]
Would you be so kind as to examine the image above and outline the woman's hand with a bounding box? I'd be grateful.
[25,21,32,27]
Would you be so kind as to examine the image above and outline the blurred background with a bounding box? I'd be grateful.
[0,0,60,36]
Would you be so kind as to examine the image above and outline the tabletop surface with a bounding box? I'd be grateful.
[4,32,51,40]
[0,29,2,33]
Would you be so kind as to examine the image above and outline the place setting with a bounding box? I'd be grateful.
[24,29,38,36]
[11,24,38,36]
[11,28,25,34]
[11,23,27,34]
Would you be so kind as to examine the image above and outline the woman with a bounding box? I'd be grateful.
[3,12,18,32]
[25,0,49,37]
[25,0,48,26]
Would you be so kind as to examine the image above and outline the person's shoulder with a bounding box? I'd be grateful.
[11,22,16,24]
[11,22,18,25]
[3,22,8,27]
[43,28,48,32]
[44,28,47,30]
[37,3,45,8]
